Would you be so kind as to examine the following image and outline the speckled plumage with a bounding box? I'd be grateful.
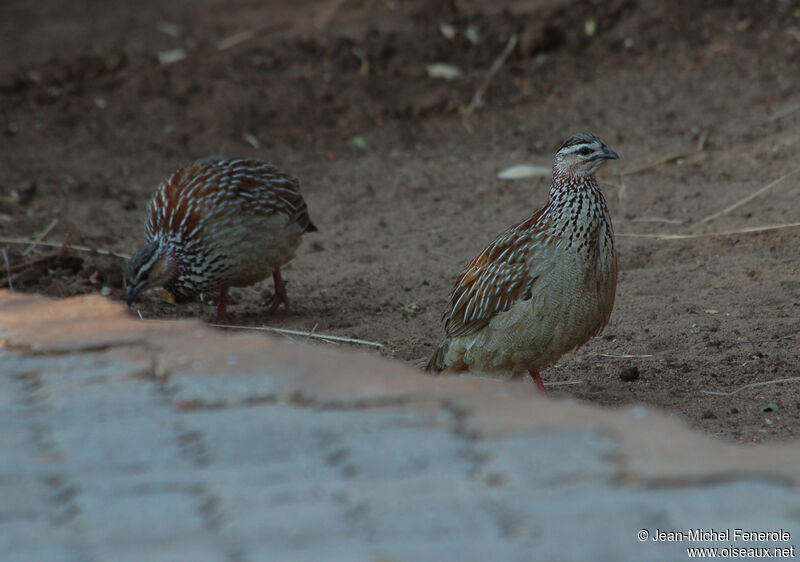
[427,133,619,393]
[125,156,316,319]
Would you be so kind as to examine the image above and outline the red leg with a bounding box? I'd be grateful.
[529,369,547,395]
[214,288,231,323]
[264,270,289,314]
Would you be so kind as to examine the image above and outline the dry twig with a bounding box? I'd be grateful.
[629,217,684,225]
[618,221,800,240]
[216,22,290,51]
[545,380,584,387]
[0,235,76,288]
[769,102,800,121]
[697,166,800,225]
[728,335,793,344]
[700,376,800,397]
[315,0,347,30]
[2,246,70,275]
[621,131,708,176]
[463,34,518,124]
[615,174,628,202]
[2,249,12,290]
[217,30,257,51]
[22,219,59,256]
[208,323,384,348]
[0,237,129,259]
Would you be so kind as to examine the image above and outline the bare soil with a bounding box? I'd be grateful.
[2,0,799,442]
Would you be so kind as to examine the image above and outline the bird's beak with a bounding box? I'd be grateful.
[126,284,142,306]
[602,147,620,160]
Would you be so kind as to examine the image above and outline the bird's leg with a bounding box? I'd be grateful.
[214,288,231,323]
[264,270,289,313]
[529,369,547,395]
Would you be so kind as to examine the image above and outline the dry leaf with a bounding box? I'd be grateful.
[157,49,187,65]
[425,63,462,80]
[497,164,551,180]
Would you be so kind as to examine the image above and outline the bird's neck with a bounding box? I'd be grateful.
[549,168,601,200]
[543,168,611,234]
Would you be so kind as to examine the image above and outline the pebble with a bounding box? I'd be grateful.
[619,366,640,382]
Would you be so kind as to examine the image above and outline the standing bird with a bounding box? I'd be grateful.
[426,133,619,394]
[125,156,317,321]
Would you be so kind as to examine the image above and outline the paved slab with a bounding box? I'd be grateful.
[2,292,800,561]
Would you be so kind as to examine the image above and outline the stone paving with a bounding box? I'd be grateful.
[2,291,800,561]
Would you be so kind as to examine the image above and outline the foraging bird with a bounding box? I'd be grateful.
[426,133,619,393]
[125,156,316,320]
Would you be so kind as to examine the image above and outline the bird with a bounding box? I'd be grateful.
[125,156,317,321]
[426,133,619,394]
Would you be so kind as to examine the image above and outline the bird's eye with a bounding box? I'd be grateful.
[576,147,593,156]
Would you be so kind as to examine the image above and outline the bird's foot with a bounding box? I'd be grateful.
[264,270,289,314]
[529,370,547,395]
[213,289,231,323]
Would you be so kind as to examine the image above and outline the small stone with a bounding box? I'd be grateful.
[619,366,640,382]
[701,410,716,420]
[157,48,187,65]
[485,473,505,487]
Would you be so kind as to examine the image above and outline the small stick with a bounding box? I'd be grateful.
[2,249,12,290]
[315,0,347,30]
[0,233,76,285]
[597,353,654,358]
[630,217,684,224]
[625,154,689,175]
[22,218,59,256]
[217,30,256,51]
[697,166,800,225]
[618,221,800,240]
[305,323,319,345]
[545,380,584,387]
[769,102,800,121]
[427,249,457,260]
[463,34,519,121]
[727,335,793,344]
[0,237,130,259]
[616,174,628,202]
[2,247,68,275]
[621,131,708,176]
[216,22,291,51]
[208,323,384,348]
[700,376,800,397]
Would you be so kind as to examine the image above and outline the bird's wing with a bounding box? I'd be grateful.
[216,159,311,224]
[147,158,315,238]
[443,210,554,338]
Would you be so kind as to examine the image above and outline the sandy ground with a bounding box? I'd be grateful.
[1,0,799,442]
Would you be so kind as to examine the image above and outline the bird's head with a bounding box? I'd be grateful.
[554,133,619,177]
[124,240,176,305]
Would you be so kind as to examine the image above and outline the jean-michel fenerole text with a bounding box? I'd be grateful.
[651,529,791,543]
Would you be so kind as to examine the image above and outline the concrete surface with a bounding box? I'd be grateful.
[1,291,800,561]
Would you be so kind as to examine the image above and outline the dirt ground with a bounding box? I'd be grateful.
[1,0,799,443]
